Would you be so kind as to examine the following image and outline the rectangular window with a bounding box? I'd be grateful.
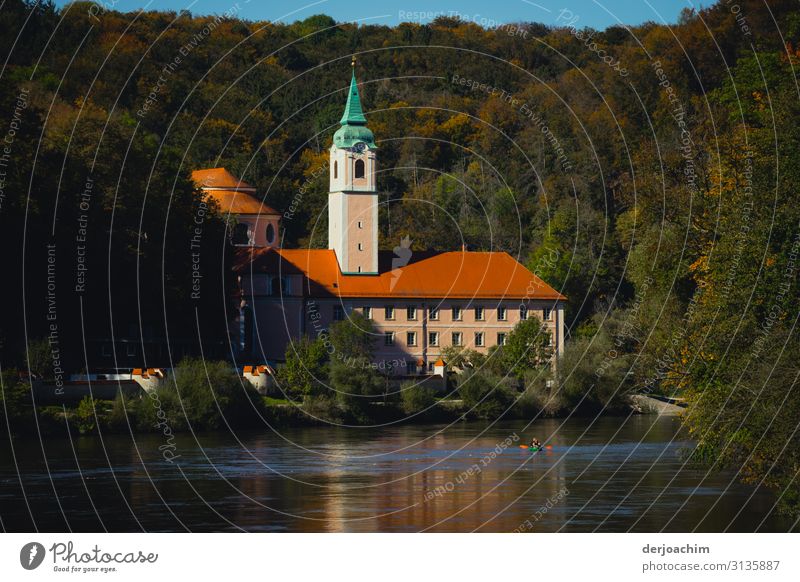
[407,331,417,346]
[498,306,507,321]
[497,333,507,346]
[385,306,395,320]
[407,306,417,320]
[429,306,439,320]
[126,343,136,357]
[452,332,463,346]
[406,360,417,374]
[384,332,395,346]
[333,305,345,321]
[427,362,435,373]
[475,306,485,321]
[452,306,462,321]
[543,307,552,321]
[363,306,372,319]
[429,332,439,347]
[520,305,528,320]
[475,332,485,347]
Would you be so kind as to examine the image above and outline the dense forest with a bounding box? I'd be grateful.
[0,0,799,514]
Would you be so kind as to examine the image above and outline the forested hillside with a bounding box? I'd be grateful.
[1,0,799,514]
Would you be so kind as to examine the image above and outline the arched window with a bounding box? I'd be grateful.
[354,159,365,179]
[232,223,249,245]
[333,160,338,179]
[266,223,275,244]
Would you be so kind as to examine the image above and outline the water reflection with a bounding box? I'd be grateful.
[0,415,791,532]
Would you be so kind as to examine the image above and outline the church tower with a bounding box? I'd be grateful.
[329,60,378,275]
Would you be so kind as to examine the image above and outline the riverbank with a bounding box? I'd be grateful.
[2,360,671,438]
[2,391,672,440]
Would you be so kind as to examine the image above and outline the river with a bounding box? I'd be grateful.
[0,414,792,532]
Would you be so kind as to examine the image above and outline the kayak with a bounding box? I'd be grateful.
[519,445,543,452]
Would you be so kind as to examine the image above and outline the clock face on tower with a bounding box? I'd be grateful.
[353,142,366,153]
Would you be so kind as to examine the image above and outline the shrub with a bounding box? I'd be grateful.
[130,359,267,432]
[519,371,564,417]
[75,395,97,434]
[0,370,36,435]
[301,395,343,423]
[556,335,633,414]
[458,370,517,419]
[400,381,437,415]
[329,357,386,423]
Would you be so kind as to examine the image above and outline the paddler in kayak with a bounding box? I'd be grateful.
[530,437,541,449]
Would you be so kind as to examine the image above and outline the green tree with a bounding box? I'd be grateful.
[326,312,385,422]
[278,335,328,398]
[502,318,553,379]
[328,311,375,360]
[440,345,485,371]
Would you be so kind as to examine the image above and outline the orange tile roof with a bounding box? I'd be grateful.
[191,168,279,216]
[434,358,445,366]
[234,248,566,300]
[209,190,280,216]
[191,168,254,190]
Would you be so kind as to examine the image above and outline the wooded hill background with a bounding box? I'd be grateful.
[1,1,799,515]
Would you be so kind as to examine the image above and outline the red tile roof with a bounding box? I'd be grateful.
[191,168,279,216]
[210,191,280,216]
[191,167,255,190]
[234,248,565,300]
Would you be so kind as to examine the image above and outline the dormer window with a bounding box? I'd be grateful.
[354,159,365,179]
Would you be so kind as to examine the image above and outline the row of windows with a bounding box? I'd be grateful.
[385,331,503,348]
[383,331,555,348]
[357,305,553,322]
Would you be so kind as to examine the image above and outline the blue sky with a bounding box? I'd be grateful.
[60,0,698,29]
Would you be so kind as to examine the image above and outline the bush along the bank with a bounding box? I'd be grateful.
[118,358,267,433]
[1,360,269,437]
[457,370,518,420]
[400,382,438,416]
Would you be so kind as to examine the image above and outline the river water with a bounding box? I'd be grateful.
[0,414,792,532]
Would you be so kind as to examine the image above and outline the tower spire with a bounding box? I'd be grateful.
[340,58,368,126]
[333,58,376,150]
